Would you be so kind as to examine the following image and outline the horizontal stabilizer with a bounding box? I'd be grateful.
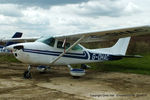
[113,55,143,58]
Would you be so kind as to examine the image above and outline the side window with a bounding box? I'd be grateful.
[57,41,63,48]
[66,43,70,49]
[56,41,83,51]
[72,45,83,50]
[57,41,70,49]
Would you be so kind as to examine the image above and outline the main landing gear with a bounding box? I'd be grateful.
[23,65,32,79]
[67,64,91,79]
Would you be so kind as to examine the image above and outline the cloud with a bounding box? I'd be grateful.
[0,0,88,8]
[0,0,149,37]
[123,2,140,15]
[50,0,141,17]
[0,4,23,17]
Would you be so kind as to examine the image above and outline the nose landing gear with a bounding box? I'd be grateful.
[23,65,32,79]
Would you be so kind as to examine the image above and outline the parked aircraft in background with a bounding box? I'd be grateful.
[1,26,150,79]
[0,32,22,53]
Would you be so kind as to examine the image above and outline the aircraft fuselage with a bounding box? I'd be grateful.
[8,41,121,65]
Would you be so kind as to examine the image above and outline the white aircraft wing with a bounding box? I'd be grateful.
[1,26,150,43]
[0,37,40,42]
[55,26,150,43]
[51,26,150,64]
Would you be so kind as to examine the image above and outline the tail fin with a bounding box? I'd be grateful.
[6,32,23,46]
[12,32,22,38]
[98,37,131,55]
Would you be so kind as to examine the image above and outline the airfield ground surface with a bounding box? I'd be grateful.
[0,63,150,100]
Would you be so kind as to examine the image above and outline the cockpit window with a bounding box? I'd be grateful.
[57,41,83,50]
[36,37,55,47]
[57,41,70,49]
[72,45,83,50]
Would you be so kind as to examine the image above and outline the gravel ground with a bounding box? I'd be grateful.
[0,63,150,100]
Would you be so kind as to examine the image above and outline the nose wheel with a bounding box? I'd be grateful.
[23,65,32,79]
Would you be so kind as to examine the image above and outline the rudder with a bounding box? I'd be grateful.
[96,37,131,55]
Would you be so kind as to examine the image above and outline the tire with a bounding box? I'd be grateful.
[23,70,32,79]
[81,64,87,69]
[72,76,80,79]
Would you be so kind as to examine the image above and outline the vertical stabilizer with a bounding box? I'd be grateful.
[94,37,131,55]
[110,37,131,55]
[6,32,23,46]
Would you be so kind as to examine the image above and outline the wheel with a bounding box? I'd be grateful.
[81,64,87,69]
[23,70,32,79]
[72,76,80,79]
[39,71,46,74]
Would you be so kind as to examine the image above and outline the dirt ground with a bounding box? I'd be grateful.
[0,63,150,100]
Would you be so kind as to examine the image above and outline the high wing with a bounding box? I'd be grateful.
[1,26,150,43]
[50,26,150,64]
[0,37,40,42]
[55,26,150,43]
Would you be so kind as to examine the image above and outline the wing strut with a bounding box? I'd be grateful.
[50,35,85,65]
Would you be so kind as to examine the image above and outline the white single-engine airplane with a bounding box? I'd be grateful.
[1,26,150,79]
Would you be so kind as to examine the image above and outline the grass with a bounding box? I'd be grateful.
[0,53,150,75]
[0,54,20,63]
[88,53,150,75]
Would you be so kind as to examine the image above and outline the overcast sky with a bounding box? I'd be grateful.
[0,0,150,37]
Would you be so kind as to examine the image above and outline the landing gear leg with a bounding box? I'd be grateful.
[23,65,32,79]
